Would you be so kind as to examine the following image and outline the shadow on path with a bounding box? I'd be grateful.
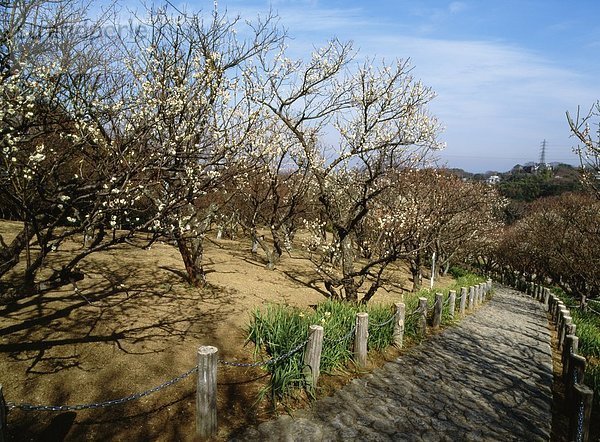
[233,287,553,442]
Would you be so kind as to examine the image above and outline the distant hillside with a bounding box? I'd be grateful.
[495,163,582,202]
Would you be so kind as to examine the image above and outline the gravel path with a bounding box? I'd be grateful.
[231,287,553,441]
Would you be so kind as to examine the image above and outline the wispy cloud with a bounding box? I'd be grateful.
[201,0,598,170]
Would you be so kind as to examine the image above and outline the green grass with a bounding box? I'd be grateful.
[246,273,489,403]
[246,300,397,402]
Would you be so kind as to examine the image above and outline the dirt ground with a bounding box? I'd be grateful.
[0,220,452,441]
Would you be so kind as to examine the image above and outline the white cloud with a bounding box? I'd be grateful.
[201,0,598,170]
[448,2,467,14]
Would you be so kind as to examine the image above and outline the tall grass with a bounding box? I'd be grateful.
[246,273,487,403]
[246,300,397,402]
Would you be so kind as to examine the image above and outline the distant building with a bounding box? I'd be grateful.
[486,175,501,185]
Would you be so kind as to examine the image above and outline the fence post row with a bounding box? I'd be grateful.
[393,302,406,349]
[527,281,596,442]
[303,325,324,391]
[196,346,218,441]
[354,313,369,368]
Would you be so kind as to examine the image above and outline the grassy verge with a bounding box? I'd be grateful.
[246,273,488,403]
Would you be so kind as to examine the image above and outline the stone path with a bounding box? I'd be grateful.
[231,287,553,441]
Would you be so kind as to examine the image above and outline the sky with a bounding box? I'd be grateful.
[122,0,600,172]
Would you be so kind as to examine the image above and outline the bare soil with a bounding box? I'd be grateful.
[0,220,452,441]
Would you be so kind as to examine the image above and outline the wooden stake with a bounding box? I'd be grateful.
[448,290,456,319]
[432,293,443,329]
[393,303,406,348]
[354,313,369,368]
[303,325,324,390]
[196,346,218,440]
[459,287,467,315]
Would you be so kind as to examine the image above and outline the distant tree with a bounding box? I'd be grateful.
[496,193,600,300]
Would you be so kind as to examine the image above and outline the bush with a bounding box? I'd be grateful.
[448,266,469,279]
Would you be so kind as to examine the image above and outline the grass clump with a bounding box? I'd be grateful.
[246,300,396,402]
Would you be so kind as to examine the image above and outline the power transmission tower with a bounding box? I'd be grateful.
[539,139,547,166]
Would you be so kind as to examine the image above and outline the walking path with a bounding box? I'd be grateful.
[232,287,553,441]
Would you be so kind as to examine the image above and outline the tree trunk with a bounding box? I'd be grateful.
[268,226,284,269]
[0,226,36,279]
[175,234,205,287]
[410,257,422,292]
[339,234,358,302]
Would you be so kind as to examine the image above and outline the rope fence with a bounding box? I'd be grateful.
[6,366,198,412]
[0,279,494,440]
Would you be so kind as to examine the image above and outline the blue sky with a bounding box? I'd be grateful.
[125,0,600,172]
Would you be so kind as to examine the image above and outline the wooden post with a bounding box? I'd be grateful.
[468,286,475,310]
[569,384,594,442]
[459,287,467,315]
[548,294,556,319]
[354,313,369,368]
[448,290,456,320]
[558,308,569,349]
[562,335,579,380]
[0,385,6,442]
[566,353,587,405]
[480,283,486,302]
[393,302,406,348]
[418,297,428,339]
[558,316,572,350]
[554,301,564,323]
[580,295,587,312]
[543,288,550,311]
[196,346,218,440]
[432,293,443,329]
[303,325,324,390]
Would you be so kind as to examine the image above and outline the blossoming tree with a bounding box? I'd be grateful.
[247,39,443,301]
